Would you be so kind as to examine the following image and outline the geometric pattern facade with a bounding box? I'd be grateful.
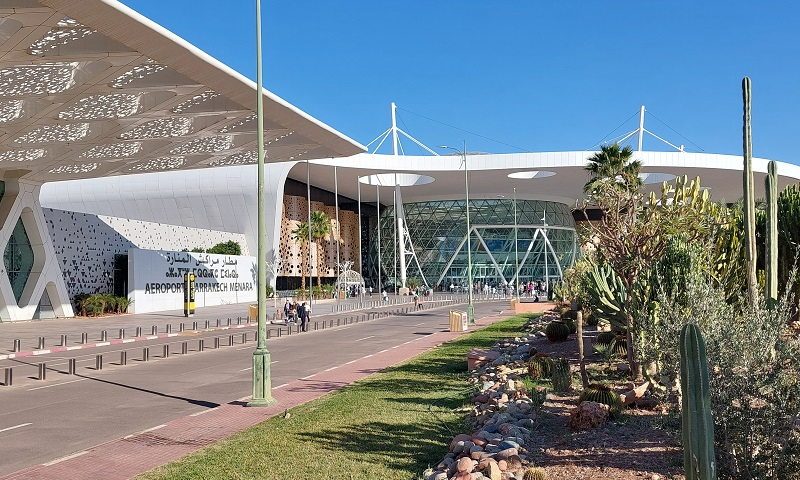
[375,199,577,288]
[278,194,360,280]
[43,208,249,300]
[0,2,358,185]
[0,179,74,321]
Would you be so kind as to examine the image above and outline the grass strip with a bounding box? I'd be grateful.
[139,314,530,480]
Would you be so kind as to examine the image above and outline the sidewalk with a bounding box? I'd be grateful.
[0,302,553,480]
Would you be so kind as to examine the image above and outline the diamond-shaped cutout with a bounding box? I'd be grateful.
[4,217,34,303]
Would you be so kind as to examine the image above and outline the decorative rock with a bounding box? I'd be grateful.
[486,461,502,480]
[569,401,610,430]
[457,456,474,473]
[495,447,518,461]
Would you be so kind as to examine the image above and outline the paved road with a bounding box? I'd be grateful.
[0,300,506,476]
[0,294,441,353]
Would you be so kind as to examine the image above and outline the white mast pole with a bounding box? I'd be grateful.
[637,105,645,152]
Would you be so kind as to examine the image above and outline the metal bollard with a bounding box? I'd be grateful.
[214,337,220,349]
[337,319,341,326]
[60,334,68,346]
[181,341,188,354]
[151,325,157,335]
[101,330,108,342]
[199,339,204,351]
[95,355,103,370]
[166,324,172,334]
[120,351,127,365]
[227,318,232,326]
[314,321,318,330]
[3,367,12,386]
[192,321,198,331]
[118,328,125,340]
[204,320,210,330]
[37,336,45,349]
[163,344,169,358]
[228,334,234,346]
[12,339,20,352]
[68,358,76,375]
[136,326,142,337]
[81,332,88,344]
[179,323,185,332]
[142,347,150,362]
[37,363,46,380]
[242,333,247,343]
[216,319,221,327]
[237,317,242,325]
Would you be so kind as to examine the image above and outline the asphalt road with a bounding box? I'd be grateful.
[0,294,434,353]
[0,301,505,476]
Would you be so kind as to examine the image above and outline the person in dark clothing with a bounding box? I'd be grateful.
[299,302,309,332]
[296,302,305,329]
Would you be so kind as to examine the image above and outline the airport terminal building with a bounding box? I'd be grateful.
[2,0,800,321]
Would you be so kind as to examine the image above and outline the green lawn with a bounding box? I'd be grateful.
[138,315,530,480]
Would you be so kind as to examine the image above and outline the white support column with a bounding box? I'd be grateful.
[637,105,646,152]
[0,179,74,321]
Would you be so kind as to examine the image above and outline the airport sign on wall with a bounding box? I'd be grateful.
[128,248,257,314]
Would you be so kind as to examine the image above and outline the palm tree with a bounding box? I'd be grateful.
[291,221,310,292]
[584,144,642,195]
[310,211,331,290]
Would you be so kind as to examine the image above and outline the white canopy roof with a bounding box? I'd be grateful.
[0,0,364,183]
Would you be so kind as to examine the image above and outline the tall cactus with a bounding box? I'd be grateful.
[680,323,716,480]
[742,77,758,306]
[765,160,778,305]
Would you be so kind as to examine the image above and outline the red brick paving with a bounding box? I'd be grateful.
[2,303,554,480]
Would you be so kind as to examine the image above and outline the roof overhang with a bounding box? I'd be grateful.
[0,0,364,183]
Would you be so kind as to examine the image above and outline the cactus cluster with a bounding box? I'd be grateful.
[563,318,578,334]
[545,321,571,342]
[742,76,758,306]
[595,331,617,347]
[612,338,628,357]
[551,357,572,393]
[522,467,547,480]
[584,262,628,331]
[579,384,622,414]
[527,354,552,380]
[765,160,778,305]
[679,323,716,479]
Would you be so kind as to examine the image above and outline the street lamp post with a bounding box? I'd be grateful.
[249,0,275,407]
[440,142,474,324]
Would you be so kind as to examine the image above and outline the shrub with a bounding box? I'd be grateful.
[639,272,800,479]
[75,294,133,316]
[207,240,242,255]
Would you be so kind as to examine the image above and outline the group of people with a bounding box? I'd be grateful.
[282,299,311,332]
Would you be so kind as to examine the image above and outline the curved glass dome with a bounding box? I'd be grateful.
[371,199,577,289]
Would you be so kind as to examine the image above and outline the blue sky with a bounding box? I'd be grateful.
[121,1,799,163]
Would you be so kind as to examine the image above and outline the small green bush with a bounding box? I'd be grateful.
[207,240,242,255]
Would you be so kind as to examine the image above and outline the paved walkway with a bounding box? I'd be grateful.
[1,302,554,480]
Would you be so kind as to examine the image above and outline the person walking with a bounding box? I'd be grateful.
[283,299,290,323]
[298,302,308,332]
[382,289,388,303]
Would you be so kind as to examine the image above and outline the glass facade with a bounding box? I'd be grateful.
[4,217,34,303]
[373,199,577,289]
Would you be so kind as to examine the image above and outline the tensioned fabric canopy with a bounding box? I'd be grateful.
[0,0,364,183]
